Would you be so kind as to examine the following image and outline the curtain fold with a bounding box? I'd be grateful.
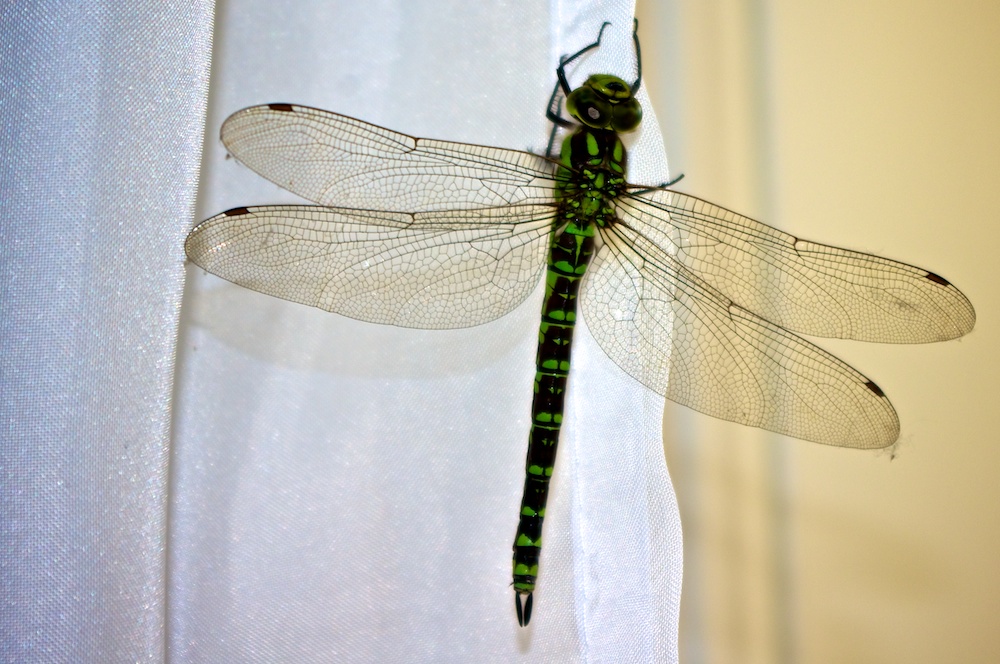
[0,2,214,662]
[1,0,681,660]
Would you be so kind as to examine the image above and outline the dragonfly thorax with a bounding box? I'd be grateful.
[556,127,628,227]
[565,74,642,132]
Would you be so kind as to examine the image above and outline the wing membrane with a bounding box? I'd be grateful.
[583,223,899,448]
[186,204,555,329]
[196,106,975,445]
[619,189,975,343]
[220,104,558,212]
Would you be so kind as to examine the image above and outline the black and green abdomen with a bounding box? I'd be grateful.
[511,220,593,601]
[511,126,628,621]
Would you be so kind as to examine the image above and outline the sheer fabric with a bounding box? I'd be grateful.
[1,0,681,661]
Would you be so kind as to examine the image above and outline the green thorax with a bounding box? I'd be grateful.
[553,73,640,229]
[555,127,628,228]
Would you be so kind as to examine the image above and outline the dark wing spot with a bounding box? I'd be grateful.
[864,380,886,398]
[224,207,251,216]
[925,271,950,286]
[268,103,294,112]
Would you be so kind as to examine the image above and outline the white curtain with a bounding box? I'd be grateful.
[1,0,681,661]
[0,2,213,662]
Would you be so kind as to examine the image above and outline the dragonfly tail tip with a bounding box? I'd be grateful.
[515,592,533,626]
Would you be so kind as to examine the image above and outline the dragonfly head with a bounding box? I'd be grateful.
[566,74,642,133]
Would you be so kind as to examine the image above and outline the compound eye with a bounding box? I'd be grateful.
[566,87,613,129]
[611,98,642,132]
[586,74,633,102]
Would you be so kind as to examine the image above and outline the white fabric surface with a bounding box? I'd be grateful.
[0,2,214,662]
[1,0,682,661]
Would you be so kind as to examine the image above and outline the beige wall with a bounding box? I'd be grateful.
[637,1,1000,662]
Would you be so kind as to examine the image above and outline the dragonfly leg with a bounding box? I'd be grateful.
[630,18,642,93]
[629,173,686,195]
[543,21,614,158]
[544,20,643,159]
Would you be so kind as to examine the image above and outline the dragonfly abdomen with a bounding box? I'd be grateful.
[512,215,596,624]
[512,126,628,625]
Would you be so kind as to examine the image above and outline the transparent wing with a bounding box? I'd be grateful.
[220,104,558,212]
[618,188,976,343]
[583,222,900,448]
[186,204,556,329]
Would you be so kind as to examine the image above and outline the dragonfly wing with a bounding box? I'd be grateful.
[619,189,975,343]
[186,204,555,329]
[583,224,899,448]
[220,104,557,212]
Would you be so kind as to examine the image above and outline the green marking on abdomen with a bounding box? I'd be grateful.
[513,124,626,614]
[512,212,596,600]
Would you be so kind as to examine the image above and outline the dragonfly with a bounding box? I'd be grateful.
[185,22,976,626]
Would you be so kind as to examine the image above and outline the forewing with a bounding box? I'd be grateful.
[186,204,555,329]
[619,189,975,343]
[583,224,900,448]
[220,104,558,212]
